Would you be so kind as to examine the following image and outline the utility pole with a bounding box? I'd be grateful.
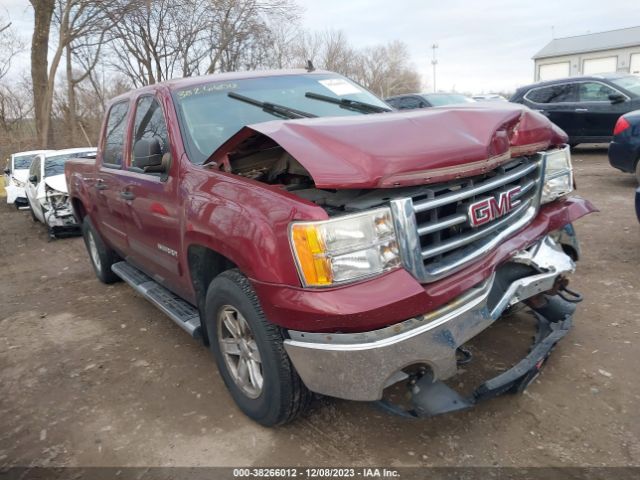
[431,43,439,93]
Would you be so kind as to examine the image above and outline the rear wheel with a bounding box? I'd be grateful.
[82,216,120,284]
[205,269,310,426]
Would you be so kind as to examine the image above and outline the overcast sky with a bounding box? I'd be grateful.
[3,0,640,93]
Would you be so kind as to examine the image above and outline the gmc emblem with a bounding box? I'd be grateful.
[468,186,522,228]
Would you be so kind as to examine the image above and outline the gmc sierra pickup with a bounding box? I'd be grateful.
[66,70,596,426]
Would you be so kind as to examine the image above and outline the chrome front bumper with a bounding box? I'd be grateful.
[284,235,575,401]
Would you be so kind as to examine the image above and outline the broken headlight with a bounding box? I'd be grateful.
[290,208,400,287]
[541,146,573,204]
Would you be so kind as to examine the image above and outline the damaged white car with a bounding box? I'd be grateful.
[3,150,53,207]
[25,148,97,237]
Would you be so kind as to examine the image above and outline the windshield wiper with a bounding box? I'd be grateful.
[227,92,317,120]
[304,92,392,114]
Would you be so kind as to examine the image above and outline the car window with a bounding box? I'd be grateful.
[399,97,423,109]
[13,154,37,170]
[44,151,96,177]
[29,157,41,182]
[578,82,617,101]
[132,96,170,171]
[103,101,129,167]
[610,75,640,96]
[526,84,577,103]
[386,98,400,108]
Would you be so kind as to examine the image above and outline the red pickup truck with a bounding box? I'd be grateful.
[66,70,595,426]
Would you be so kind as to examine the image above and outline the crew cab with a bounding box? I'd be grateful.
[66,70,595,426]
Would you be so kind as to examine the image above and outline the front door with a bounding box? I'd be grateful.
[118,94,185,297]
[576,81,633,140]
[93,101,131,254]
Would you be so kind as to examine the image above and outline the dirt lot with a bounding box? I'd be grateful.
[0,149,639,468]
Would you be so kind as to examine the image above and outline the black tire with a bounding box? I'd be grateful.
[204,269,310,426]
[81,216,120,284]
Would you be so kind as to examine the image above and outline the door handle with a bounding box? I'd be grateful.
[575,108,588,112]
[96,180,108,190]
[120,190,135,201]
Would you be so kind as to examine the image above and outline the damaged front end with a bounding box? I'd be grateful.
[39,182,79,238]
[284,234,582,416]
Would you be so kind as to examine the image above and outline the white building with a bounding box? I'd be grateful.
[533,26,640,81]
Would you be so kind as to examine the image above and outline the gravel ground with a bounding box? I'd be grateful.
[0,148,638,468]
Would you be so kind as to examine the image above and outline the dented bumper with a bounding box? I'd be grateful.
[284,235,576,401]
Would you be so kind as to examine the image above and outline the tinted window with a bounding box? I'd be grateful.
[386,98,401,108]
[526,84,576,103]
[578,82,617,101]
[103,102,129,166]
[13,154,37,169]
[132,96,170,160]
[399,97,423,109]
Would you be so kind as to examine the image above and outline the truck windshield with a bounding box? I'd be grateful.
[44,152,94,177]
[13,154,37,169]
[172,73,390,164]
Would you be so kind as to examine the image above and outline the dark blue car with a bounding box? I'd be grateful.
[609,110,640,183]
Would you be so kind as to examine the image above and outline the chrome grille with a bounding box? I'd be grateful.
[390,155,544,283]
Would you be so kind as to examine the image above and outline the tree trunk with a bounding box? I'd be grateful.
[29,0,55,147]
[66,45,78,144]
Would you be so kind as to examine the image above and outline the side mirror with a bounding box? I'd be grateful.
[29,175,38,184]
[609,93,626,104]
[133,137,165,172]
[3,167,10,175]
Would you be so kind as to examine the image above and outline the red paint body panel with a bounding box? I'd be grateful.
[253,196,596,333]
[211,102,568,189]
[65,70,594,337]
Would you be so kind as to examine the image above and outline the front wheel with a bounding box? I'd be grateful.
[205,269,310,426]
[81,216,120,284]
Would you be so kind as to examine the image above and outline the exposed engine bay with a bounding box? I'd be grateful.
[220,137,429,215]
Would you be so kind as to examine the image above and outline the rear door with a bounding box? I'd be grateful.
[524,82,582,139]
[118,94,185,296]
[576,81,629,139]
[93,101,131,254]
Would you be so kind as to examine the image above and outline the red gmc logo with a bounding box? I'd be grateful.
[468,186,522,227]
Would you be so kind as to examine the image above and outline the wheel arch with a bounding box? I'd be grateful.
[187,243,237,344]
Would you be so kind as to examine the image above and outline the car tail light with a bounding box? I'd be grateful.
[613,116,631,136]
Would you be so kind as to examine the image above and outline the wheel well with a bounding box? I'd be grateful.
[71,197,87,223]
[187,245,237,344]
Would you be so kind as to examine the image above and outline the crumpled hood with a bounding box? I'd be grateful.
[44,174,68,194]
[12,169,30,184]
[210,102,567,189]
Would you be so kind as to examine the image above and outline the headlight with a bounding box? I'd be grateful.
[290,207,400,287]
[541,146,573,204]
[13,178,25,188]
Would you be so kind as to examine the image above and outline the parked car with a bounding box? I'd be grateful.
[511,74,640,147]
[3,150,53,207]
[608,110,640,183]
[25,147,97,237]
[472,94,508,102]
[66,69,595,426]
[385,93,475,109]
